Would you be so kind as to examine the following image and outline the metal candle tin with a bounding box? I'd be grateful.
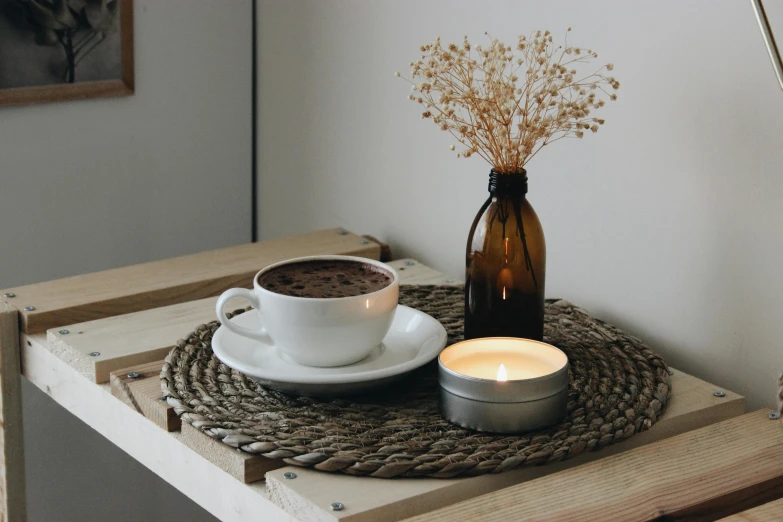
[438,338,569,434]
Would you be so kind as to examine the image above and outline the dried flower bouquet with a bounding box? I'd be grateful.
[398,30,619,173]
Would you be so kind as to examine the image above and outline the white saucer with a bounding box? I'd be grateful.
[212,305,447,396]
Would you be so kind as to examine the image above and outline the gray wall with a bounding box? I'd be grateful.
[1,0,251,519]
[258,0,783,411]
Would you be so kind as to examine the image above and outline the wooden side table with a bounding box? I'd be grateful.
[1,228,770,521]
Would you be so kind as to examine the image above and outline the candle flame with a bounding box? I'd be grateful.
[502,287,506,300]
[497,363,507,382]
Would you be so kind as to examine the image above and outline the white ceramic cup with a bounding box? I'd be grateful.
[215,255,400,367]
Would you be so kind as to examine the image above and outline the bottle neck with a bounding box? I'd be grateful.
[488,169,528,196]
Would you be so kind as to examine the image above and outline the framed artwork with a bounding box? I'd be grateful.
[0,0,133,108]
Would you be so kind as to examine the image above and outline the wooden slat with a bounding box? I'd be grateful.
[111,360,282,481]
[720,496,783,521]
[19,255,752,521]
[361,235,392,262]
[1,228,379,334]
[388,258,462,286]
[21,333,295,522]
[0,306,25,522]
[41,260,444,385]
[45,295,246,383]
[406,410,783,522]
[265,368,745,522]
[81,259,453,483]
[179,423,285,483]
[110,361,180,432]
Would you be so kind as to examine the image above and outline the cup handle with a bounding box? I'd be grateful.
[216,288,273,344]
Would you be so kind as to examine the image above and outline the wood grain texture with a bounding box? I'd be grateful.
[46,295,247,383]
[265,368,744,521]
[387,259,462,286]
[361,236,392,262]
[2,228,379,334]
[110,360,179,431]
[0,306,25,522]
[0,0,134,108]
[110,362,283,482]
[406,410,783,522]
[179,423,284,484]
[719,497,783,521]
[263,262,745,522]
[21,333,296,522]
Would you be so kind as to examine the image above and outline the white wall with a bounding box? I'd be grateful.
[258,0,783,410]
[1,0,251,519]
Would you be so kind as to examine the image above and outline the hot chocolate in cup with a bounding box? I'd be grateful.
[216,255,399,367]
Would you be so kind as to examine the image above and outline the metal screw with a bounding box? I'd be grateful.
[24,306,35,311]
[360,239,369,244]
[337,230,349,235]
[89,351,101,357]
[330,503,344,511]
[59,329,69,335]
[770,412,780,420]
[405,260,415,266]
[667,369,674,376]
[713,390,726,398]
[3,293,15,298]
[283,472,297,480]
[127,372,141,379]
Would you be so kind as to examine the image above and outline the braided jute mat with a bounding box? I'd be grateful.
[161,285,671,479]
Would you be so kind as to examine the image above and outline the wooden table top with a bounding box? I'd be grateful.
[2,228,757,521]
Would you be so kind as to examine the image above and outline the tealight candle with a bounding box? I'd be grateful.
[438,338,569,434]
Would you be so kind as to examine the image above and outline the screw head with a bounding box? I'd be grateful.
[24,306,35,311]
[360,239,369,244]
[127,372,141,379]
[89,351,101,357]
[337,230,349,235]
[667,369,674,376]
[405,260,415,266]
[59,329,69,335]
[770,412,780,420]
[713,390,726,398]
[330,502,344,511]
[3,293,15,298]
[283,472,297,480]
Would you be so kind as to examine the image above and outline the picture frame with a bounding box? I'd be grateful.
[0,0,134,108]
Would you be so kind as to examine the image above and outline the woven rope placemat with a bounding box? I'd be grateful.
[161,286,670,479]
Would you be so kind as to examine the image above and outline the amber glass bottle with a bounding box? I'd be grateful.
[464,169,546,340]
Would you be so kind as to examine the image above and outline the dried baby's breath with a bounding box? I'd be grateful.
[398,30,619,173]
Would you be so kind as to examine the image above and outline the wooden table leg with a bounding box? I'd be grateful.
[0,305,25,521]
